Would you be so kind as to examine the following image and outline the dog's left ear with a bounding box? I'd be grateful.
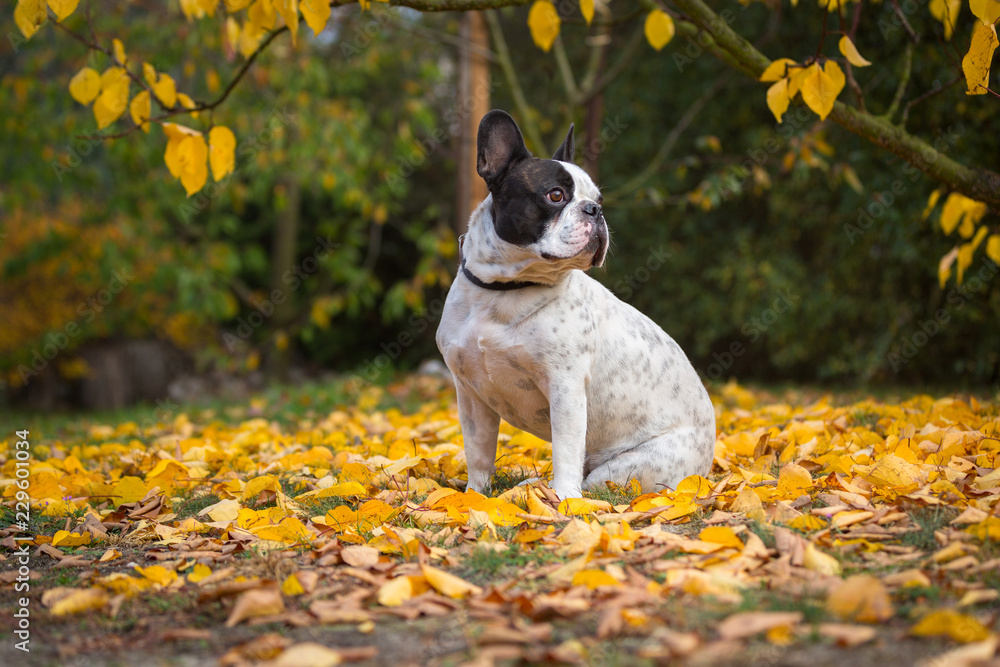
[552,123,574,163]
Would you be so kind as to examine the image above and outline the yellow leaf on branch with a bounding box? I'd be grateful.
[766,78,791,123]
[128,90,152,133]
[644,10,675,51]
[580,0,594,25]
[164,123,209,196]
[275,0,299,45]
[209,125,237,181]
[528,1,561,53]
[69,67,101,106]
[987,235,1000,264]
[94,68,130,129]
[759,58,798,82]
[196,0,217,16]
[940,192,988,237]
[179,0,209,21]
[801,61,844,121]
[112,38,127,65]
[14,0,47,39]
[47,0,79,22]
[838,35,872,67]
[962,22,998,95]
[154,74,178,108]
[929,0,962,40]
[177,92,199,118]
[248,0,277,39]
[971,0,1000,25]
[301,0,331,35]
[939,247,959,287]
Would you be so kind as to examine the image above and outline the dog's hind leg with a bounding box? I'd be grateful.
[581,427,715,494]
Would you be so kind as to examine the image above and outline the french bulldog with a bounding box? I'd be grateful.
[436,110,716,500]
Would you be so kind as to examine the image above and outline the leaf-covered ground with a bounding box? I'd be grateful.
[2,377,1000,667]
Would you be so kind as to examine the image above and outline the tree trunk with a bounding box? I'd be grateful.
[267,175,301,380]
[455,12,491,238]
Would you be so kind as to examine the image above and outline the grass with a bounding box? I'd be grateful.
[171,492,221,520]
[487,467,538,495]
[900,506,958,551]
[457,543,560,587]
[736,585,828,624]
[586,481,641,507]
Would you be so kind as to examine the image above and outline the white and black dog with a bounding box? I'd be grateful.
[436,110,716,500]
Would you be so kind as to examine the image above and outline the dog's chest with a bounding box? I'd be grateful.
[439,307,556,437]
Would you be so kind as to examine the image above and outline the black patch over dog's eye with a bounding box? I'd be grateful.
[547,189,564,203]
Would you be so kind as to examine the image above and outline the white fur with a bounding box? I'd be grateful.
[436,189,716,500]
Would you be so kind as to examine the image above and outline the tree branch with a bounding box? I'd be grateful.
[552,36,580,102]
[483,9,547,154]
[586,22,646,102]
[669,0,1000,208]
[75,26,290,141]
[606,75,729,201]
[881,42,912,123]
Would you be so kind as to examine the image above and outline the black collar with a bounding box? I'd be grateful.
[460,259,549,291]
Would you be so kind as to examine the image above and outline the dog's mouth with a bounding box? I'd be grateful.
[589,219,609,268]
[540,221,609,268]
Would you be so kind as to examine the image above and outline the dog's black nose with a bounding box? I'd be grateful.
[582,201,601,218]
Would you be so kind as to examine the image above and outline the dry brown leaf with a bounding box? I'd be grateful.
[716,611,803,640]
[817,623,877,647]
[260,642,342,667]
[340,545,380,568]
[827,575,893,623]
[225,587,285,627]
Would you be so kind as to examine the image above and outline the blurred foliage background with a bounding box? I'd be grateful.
[1,1,998,411]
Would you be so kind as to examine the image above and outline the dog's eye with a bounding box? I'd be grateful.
[547,189,564,203]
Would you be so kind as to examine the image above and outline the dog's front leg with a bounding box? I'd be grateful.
[548,377,588,500]
[456,383,501,493]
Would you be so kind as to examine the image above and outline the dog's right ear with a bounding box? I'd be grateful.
[477,110,531,190]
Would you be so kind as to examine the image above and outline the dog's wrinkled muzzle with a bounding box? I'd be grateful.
[589,217,609,267]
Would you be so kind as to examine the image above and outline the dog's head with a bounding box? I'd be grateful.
[477,110,608,270]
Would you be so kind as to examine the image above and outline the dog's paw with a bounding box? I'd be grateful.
[551,484,583,500]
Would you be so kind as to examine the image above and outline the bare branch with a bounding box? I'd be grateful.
[484,9,548,154]
[606,75,729,201]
